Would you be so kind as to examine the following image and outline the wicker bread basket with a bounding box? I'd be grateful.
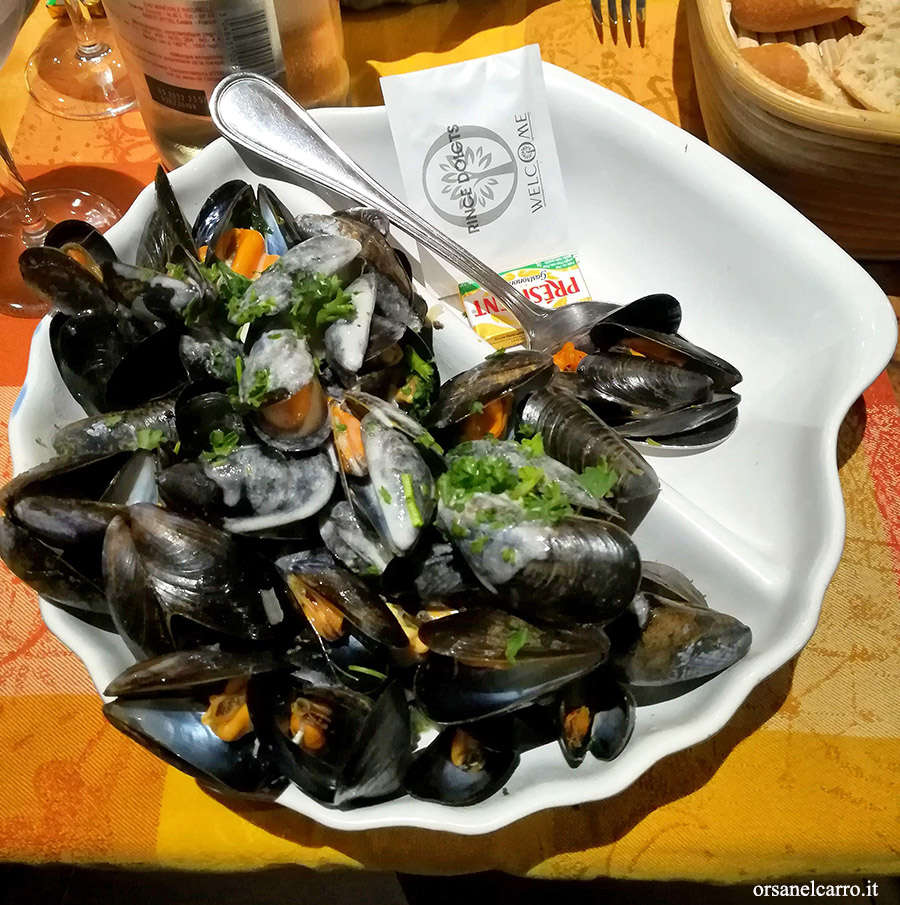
[687,0,900,259]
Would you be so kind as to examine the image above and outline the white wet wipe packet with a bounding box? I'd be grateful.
[381,45,575,299]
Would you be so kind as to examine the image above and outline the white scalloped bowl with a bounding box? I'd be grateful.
[8,64,896,834]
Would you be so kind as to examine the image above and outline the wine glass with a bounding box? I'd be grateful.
[25,0,136,119]
[0,1,120,317]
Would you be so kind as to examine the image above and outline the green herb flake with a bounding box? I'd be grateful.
[645,438,662,447]
[166,262,187,281]
[578,463,619,499]
[135,429,164,451]
[469,535,488,554]
[401,472,425,528]
[228,290,278,326]
[173,440,181,455]
[103,414,123,428]
[415,432,444,455]
[450,520,466,539]
[347,665,387,680]
[334,422,348,433]
[505,626,529,664]
[379,486,392,504]
[235,356,244,384]
[202,429,240,464]
[501,547,516,564]
[244,369,270,408]
[468,400,484,415]
[519,432,544,459]
[289,273,355,336]
[487,348,507,359]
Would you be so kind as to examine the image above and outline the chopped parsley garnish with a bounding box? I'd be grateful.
[415,432,444,455]
[645,438,662,447]
[487,348,506,359]
[166,262,187,281]
[397,348,436,420]
[505,626,529,664]
[469,535,488,554]
[228,289,278,326]
[501,547,516,564]
[578,462,619,499]
[450,520,466,538]
[401,472,424,528]
[103,414,123,428]
[519,432,544,459]
[333,421,347,433]
[289,273,355,335]
[379,486,392,504]
[468,400,484,415]
[135,429,164,451]
[244,369,271,408]
[202,429,240,464]
[437,445,574,525]
[173,440,181,455]
[235,356,243,384]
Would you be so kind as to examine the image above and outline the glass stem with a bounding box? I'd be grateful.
[0,127,50,246]
[64,0,110,60]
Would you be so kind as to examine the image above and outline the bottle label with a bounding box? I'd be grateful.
[106,0,283,116]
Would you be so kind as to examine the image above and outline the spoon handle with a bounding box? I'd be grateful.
[209,73,546,344]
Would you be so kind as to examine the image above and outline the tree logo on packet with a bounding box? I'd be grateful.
[421,125,518,232]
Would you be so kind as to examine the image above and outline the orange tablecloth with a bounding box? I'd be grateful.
[1,0,899,880]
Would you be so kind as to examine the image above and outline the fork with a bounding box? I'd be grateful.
[591,0,646,40]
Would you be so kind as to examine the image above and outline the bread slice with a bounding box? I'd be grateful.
[741,43,854,106]
[852,0,900,26]
[731,0,856,31]
[834,15,900,113]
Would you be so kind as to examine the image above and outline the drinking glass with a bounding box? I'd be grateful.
[25,0,136,119]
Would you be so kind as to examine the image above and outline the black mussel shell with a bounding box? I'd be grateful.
[102,514,174,658]
[53,398,177,459]
[192,180,251,252]
[45,220,118,272]
[50,310,130,415]
[20,246,114,316]
[414,648,605,725]
[614,393,740,439]
[105,645,287,697]
[103,694,286,798]
[406,717,518,806]
[104,327,188,412]
[557,668,634,766]
[257,184,304,254]
[430,350,554,429]
[0,515,107,613]
[173,384,245,460]
[604,293,682,335]
[12,496,122,551]
[102,260,200,330]
[640,561,708,608]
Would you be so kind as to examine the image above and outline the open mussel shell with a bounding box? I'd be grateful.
[628,407,740,452]
[603,293,682,335]
[136,165,196,270]
[414,632,607,725]
[20,246,115,316]
[172,384,244,460]
[192,179,252,252]
[179,331,242,384]
[126,502,284,643]
[612,592,752,689]
[0,515,107,613]
[45,219,118,274]
[318,500,393,578]
[277,549,408,651]
[324,271,377,377]
[0,451,134,513]
[430,350,554,430]
[53,398,177,458]
[103,694,286,798]
[160,446,335,534]
[360,415,435,555]
[105,645,287,697]
[12,496,122,552]
[557,668,635,766]
[590,322,742,393]
[615,392,740,439]
[640,561,708,608]
[520,386,659,517]
[50,310,130,415]
[577,350,713,412]
[248,675,410,807]
[417,608,608,668]
[406,717,518,806]
[257,184,304,253]
[102,261,200,329]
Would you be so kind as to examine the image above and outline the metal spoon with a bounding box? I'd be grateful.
[209,72,614,353]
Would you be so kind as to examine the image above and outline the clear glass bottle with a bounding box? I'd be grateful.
[102,0,349,169]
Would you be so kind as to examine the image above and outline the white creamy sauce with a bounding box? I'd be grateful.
[324,271,376,373]
[242,330,314,400]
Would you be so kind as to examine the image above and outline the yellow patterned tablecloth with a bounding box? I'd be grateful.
[0,0,898,880]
